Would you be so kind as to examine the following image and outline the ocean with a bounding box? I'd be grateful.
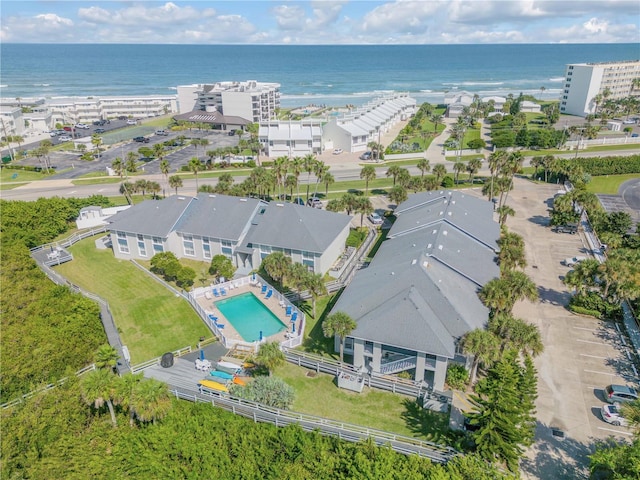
[1,43,638,107]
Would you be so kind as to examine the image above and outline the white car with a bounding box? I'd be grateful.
[126,119,137,125]
[332,148,343,155]
[601,404,629,427]
[75,123,90,129]
[564,256,587,267]
[368,212,384,225]
[57,135,72,142]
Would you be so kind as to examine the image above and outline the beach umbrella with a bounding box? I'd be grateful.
[200,349,205,361]
[292,322,296,333]
[251,272,256,282]
[259,330,263,341]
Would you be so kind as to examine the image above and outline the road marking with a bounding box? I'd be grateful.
[597,427,633,436]
[576,339,609,346]
[584,369,616,376]
[98,188,105,192]
[573,326,596,331]
[580,354,609,360]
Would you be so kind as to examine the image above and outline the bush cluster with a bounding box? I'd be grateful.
[569,292,622,320]
[150,252,196,288]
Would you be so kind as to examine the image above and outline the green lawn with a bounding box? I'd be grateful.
[0,168,53,183]
[54,236,209,364]
[274,362,457,444]
[72,177,123,185]
[586,174,640,195]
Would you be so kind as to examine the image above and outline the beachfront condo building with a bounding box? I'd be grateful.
[177,81,281,123]
[559,60,640,116]
[0,106,25,138]
[330,190,500,392]
[258,119,323,157]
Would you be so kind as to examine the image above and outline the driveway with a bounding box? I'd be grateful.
[487,178,636,479]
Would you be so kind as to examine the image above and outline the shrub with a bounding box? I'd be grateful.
[346,228,367,248]
[229,376,295,409]
[569,292,622,320]
[446,364,469,390]
[569,305,602,319]
[441,176,454,188]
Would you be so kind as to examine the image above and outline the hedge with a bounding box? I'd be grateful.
[569,154,640,176]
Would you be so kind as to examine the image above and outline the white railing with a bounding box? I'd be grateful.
[29,226,108,253]
[130,345,193,374]
[380,356,418,375]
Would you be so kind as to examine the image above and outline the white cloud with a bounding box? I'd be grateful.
[272,4,307,31]
[1,13,75,42]
[311,0,346,27]
[78,2,215,27]
[361,1,443,34]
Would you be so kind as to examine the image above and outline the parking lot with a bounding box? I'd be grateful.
[492,178,637,478]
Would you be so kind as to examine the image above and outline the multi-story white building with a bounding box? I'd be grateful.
[0,106,25,138]
[559,60,640,116]
[177,81,280,123]
[259,119,323,157]
[44,95,178,125]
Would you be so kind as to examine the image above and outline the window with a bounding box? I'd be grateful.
[202,238,211,259]
[137,234,146,257]
[302,251,314,269]
[260,245,271,259]
[117,232,129,254]
[183,235,195,257]
[152,236,164,253]
[221,239,233,256]
[364,341,374,355]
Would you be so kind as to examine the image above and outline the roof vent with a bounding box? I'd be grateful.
[443,230,448,235]
[432,229,437,234]
[276,203,284,207]
[240,198,247,202]
[448,211,452,216]
[208,194,216,198]
[391,272,395,275]
[178,196,185,200]
[412,244,416,247]
[411,259,417,265]
[438,245,443,250]
[451,200,455,204]
[427,243,432,248]
[439,211,443,215]
[423,261,429,268]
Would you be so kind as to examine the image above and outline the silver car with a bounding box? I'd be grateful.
[601,404,629,427]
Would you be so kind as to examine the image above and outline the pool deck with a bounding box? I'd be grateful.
[196,282,297,345]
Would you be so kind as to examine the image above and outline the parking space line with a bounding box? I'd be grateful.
[597,427,633,436]
[580,354,609,360]
[576,339,609,346]
[573,326,597,332]
[584,369,616,376]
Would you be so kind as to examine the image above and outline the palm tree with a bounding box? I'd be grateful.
[302,154,317,200]
[273,156,289,200]
[486,150,507,201]
[417,158,430,177]
[290,156,304,201]
[466,157,482,183]
[355,196,373,227]
[430,113,443,133]
[497,204,516,226]
[312,160,328,200]
[159,159,170,197]
[80,368,119,427]
[262,251,292,285]
[256,341,285,376]
[322,171,335,196]
[498,230,526,272]
[305,273,327,319]
[169,175,183,195]
[134,179,149,198]
[125,151,138,174]
[94,344,119,370]
[114,373,143,427]
[129,378,171,425]
[91,134,102,159]
[188,157,202,191]
[111,157,124,178]
[432,163,447,184]
[284,174,298,200]
[453,161,466,185]
[461,329,500,384]
[360,165,376,195]
[386,165,402,186]
[488,314,543,357]
[322,312,357,363]
[147,181,161,199]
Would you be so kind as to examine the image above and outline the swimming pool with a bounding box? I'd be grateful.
[215,292,287,342]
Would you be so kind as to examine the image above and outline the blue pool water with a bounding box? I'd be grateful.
[215,292,287,342]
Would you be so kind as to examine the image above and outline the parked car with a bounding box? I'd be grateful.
[553,223,578,234]
[293,197,305,206]
[63,126,73,132]
[57,135,72,142]
[333,148,343,155]
[75,123,90,129]
[155,129,169,136]
[307,197,323,209]
[93,119,107,126]
[228,129,236,136]
[369,212,384,225]
[359,151,372,160]
[601,404,629,427]
[49,131,58,137]
[94,128,106,134]
[126,119,138,125]
[563,256,587,267]
[133,136,149,143]
[604,384,638,404]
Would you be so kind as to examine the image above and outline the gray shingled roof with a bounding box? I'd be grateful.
[176,194,265,241]
[107,196,194,237]
[332,190,499,357]
[246,202,352,253]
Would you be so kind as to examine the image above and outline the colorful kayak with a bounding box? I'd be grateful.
[215,364,241,375]
[210,370,234,380]
[232,377,246,386]
[220,356,244,367]
[243,362,255,369]
[217,361,242,370]
[198,379,228,393]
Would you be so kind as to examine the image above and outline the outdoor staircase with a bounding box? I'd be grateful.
[379,356,417,375]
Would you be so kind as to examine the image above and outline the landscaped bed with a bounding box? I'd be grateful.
[54,235,209,364]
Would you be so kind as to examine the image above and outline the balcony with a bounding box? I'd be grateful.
[380,355,416,375]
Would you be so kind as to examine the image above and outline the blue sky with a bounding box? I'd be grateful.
[2,1,639,44]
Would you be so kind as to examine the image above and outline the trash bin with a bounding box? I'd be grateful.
[160,352,174,368]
